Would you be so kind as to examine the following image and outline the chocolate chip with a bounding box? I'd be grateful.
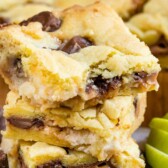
[86,76,122,95]
[110,76,122,90]
[8,117,33,129]
[133,71,148,82]
[59,36,93,54]
[159,42,167,48]
[20,11,62,32]
[12,58,25,78]
[37,160,104,168]
[150,37,168,56]
[97,161,115,168]
[0,108,5,143]
[37,160,63,168]
[0,150,8,168]
[0,17,9,25]
[92,76,111,95]
[132,0,147,14]
[7,117,44,129]
[33,118,44,128]
[133,97,138,109]
[18,153,28,168]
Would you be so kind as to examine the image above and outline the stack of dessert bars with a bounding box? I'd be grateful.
[0,3,160,168]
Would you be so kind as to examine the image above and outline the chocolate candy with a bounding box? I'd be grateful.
[0,108,5,143]
[133,71,148,82]
[150,37,168,56]
[13,58,25,78]
[8,117,44,129]
[0,17,9,25]
[86,76,122,95]
[20,11,62,32]
[0,150,8,168]
[59,36,93,54]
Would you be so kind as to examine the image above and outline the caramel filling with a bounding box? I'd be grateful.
[86,72,157,96]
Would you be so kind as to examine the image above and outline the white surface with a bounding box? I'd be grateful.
[133,127,150,151]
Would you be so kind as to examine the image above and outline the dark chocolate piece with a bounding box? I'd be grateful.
[7,117,44,129]
[133,96,140,117]
[133,71,158,85]
[37,160,63,168]
[150,37,168,56]
[133,97,138,109]
[20,11,62,32]
[0,150,8,168]
[0,17,9,25]
[18,153,28,168]
[37,160,104,168]
[98,161,115,168]
[13,58,25,78]
[59,36,93,54]
[33,118,44,128]
[86,76,122,95]
[86,71,157,96]
[0,108,5,143]
[132,0,147,14]
[133,71,148,82]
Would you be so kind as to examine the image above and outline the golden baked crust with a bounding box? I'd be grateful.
[0,3,160,110]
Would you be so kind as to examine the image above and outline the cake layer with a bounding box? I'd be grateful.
[0,3,160,110]
[1,138,145,168]
[3,92,146,161]
[3,125,132,161]
[4,92,146,137]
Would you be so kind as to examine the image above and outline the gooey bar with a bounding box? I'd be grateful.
[1,138,144,168]
[0,3,160,110]
[127,0,168,68]
[3,91,146,162]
